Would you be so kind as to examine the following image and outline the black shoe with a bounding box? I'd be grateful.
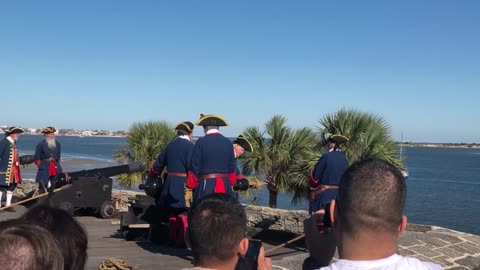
[5,207,15,212]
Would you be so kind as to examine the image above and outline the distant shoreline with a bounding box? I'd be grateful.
[22,133,127,138]
[21,133,479,147]
[399,143,480,149]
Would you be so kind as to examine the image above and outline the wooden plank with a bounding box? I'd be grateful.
[128,224,150,229]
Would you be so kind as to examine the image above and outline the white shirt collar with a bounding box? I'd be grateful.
[178,135,191,141]
[206,129,220,135]
[6,136,15,144]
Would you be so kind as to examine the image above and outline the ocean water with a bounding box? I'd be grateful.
[12,135,480,235]
[15,134,125,161]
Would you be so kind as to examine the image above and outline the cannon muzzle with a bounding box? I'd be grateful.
[19,155,35,165]
[233,178,249,191]
[139,175,163,198]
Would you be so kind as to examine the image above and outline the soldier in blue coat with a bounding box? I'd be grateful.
[309,134,349,214]
[150,121,194,246]
[233,134,253,182]
[185,114,236,207]
[0,127,24,212]
[34,127,62,193]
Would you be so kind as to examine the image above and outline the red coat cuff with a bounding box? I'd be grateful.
[150,166,162,176]
[309,170,319,188]
[228,171,237,186]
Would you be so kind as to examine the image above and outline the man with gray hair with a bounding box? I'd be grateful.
[34,127,62,193]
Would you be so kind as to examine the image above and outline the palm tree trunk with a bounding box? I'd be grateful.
[268,189,278,208]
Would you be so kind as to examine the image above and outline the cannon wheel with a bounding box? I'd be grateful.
[98,201,115,219]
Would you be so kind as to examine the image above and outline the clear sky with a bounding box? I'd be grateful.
[0,1,479,143]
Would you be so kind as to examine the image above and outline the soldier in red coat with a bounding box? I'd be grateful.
[0,127,24,212]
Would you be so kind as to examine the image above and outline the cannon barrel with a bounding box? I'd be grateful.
[53,162,145,187]
[19,155,36,165]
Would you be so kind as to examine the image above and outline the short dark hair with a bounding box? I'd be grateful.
[177,129,190,136]
[188,193,246,264]
[337,158,406,235]
[21,205,88,270]
[0,224,64,270]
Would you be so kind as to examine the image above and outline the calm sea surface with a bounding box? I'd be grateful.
[14,135,480,235]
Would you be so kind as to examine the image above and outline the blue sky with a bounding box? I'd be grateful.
[0,1,479,143]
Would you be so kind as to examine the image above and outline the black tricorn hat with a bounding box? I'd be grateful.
[5,127,24,135]
[195,114,229,127]
[233,134,254,153]
[327,134,349,144]
[175,121,194,133]
[40,127,56,134]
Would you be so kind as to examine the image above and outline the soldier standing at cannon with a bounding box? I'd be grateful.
[184,114,237,207]
[35,127,62,193]
[308,134,349,214]
[233,135,253,178]
[149,121,194,247]
[232,134,262,189]
[0,127,24,212]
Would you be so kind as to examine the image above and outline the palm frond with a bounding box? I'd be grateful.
[113,121,176,188]
[319,108,402,169]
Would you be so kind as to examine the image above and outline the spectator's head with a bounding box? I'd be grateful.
[21,205,88,270]
[187,193,248,268]
[0,224,64,270]
[332,158,407,238]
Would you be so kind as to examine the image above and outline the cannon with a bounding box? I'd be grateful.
[44,162,145,219]
[119,174,253,242]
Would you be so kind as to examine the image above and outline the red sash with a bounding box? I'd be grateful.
[48,161,57,176]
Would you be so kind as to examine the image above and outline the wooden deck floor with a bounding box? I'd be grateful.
[0,206,308,270]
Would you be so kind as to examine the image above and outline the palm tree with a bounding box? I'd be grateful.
[241,115,319,208]
[319,108,403,169]
[113,121,176,189]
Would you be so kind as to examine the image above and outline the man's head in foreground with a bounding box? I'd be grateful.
[0,223,64,270]
[334,158,407,236]
[324,158,408,261]
[187,193,248,268]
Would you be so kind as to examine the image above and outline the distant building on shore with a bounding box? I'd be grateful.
[82,131,93,136]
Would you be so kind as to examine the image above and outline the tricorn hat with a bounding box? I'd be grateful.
[233,134,254,153]
[40,127,57,134]
[175,121,194,133]
[5,127,24,135]
[195,114,229,127]
[327,134,349,144]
